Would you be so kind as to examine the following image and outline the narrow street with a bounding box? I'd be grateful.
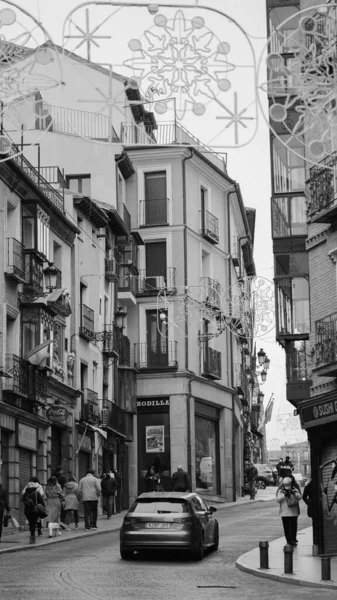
[1,500,334,600]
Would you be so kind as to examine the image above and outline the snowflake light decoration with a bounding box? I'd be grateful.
[0,1,62,162]
[224,276,275,341]
[259,2,337,168]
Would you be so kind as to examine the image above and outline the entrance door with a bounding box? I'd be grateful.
[19,449,32,527]
[146,310,168,368]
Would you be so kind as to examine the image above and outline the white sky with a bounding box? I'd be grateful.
[6,0,305,447]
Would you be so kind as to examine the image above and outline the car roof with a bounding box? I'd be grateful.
[136,492,194,500]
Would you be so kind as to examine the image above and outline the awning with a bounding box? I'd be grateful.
[251,427,263,439]
[105,425,126,439]
[90,425,107,439]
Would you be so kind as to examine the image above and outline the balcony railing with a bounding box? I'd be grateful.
[138,268,176,294]
[79,304,95,341]
[118,266,138,294]
[200,209,219,243]
[23,250,44,294]
[98,324,122,357]
[202,347,222,380]
[118,202,131,233]
[39,166,67,189]
[134,341,178,370]
[120,121,227,173]
[315,312,337,374]
[200,277,221,309]
[105,252,119,282]
[6,237,25,281]
[307,151,337,222]
[139,198,168,226]
[2,354,29,397]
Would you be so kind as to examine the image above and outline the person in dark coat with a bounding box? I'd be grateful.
[22,478,46,544]
[144,466,161,492]
[247,462,258,500]
[278,456,294,480]
[171,466,191,492]
[303,479,314,518]
[101,473,117,519]
[0,483,10,542]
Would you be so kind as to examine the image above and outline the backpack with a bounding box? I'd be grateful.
[24,489,37,508]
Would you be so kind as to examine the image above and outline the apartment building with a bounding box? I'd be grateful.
[0,43,258,508]
[266,0,337,554]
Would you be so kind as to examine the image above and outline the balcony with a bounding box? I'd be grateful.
[95,324,122,357]
[118,202,131,233]
[106,402,133,441]
[139,198,168,226]
[23,251,44,295]
[117,368,137,413]
[134,341,178,371]
[79,304,95,341]
[5,238,25,282]
[105,247,120,282]
[118,266,138,299]
[315,312,337,377]
[118,236,139,275]
[39,166,67,189]
[307,151,337,223]
[137,268,176,295]
[285,342,312,405]
[202,347,222,380]
[2,354,30,397]
[200,277,221,309]
[81,389,99,425]
[200,209,219,244]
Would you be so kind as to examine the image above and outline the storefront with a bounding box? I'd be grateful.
[300,392,337,555]
[194,401,220,496]
[137,398,170,494]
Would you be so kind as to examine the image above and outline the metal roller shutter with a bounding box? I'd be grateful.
[19,449,32,527]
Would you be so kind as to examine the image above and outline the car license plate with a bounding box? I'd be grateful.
[145,522,170,529]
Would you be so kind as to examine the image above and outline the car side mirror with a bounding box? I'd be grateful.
[209,506,217,514]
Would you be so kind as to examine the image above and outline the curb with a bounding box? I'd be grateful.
[236,559,337,590]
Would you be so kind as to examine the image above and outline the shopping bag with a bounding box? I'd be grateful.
[10,516,20,530]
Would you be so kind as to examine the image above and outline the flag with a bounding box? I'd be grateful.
[25,339,53,367]
[264,395,275,425]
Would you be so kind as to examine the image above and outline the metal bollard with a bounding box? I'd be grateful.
[259,541,269,569]
[321,556,331,581]
[284,544,293,574]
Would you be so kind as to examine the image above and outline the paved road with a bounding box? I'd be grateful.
[1,501,335,600]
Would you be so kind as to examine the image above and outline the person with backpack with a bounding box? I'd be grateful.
[21,477,46,544]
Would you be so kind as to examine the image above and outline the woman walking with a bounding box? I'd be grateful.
[63,474,80,530]
[45,475,64,537]
[22,477,46,544]
[276,476,302,546]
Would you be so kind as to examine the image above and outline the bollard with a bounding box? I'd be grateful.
[284,544,293,574]
[321,556,331,581]
[259,541,269,569]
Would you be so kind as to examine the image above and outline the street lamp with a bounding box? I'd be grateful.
[43,263,59,292]
[257,348,266,365]
[115,306,127,330]
[264,355,271,370]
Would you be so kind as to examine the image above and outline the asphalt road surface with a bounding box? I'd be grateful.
[1,501,335,600]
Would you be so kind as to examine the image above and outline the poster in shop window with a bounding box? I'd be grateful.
[146,425,164,453]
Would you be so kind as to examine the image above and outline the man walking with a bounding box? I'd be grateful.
[79,469,101,531]
[279,456,294,480]
[247,462,258,500]
[101,473,117,519]
[171,465,191,492]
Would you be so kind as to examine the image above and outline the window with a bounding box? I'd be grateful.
[146,309,168,367]
[276,277,310,336]
[269,6,300,54]
[275,252,308,277]
[195,411,219,496]
[21,307,54,362]
[130,499,190,514]
[144,171,167,225]
[271,196,307,238]
[145,241,166,281]
[67,175,91,196]
[273,136,305,193]
[22,206,50,260]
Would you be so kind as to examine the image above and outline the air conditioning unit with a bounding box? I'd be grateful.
[145,276,165,290]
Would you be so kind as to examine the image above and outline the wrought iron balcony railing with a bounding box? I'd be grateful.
[315,312,337,371]
[97,324,123,357]
[118,266,138,295]
[138,267,176,294]
[2,354,30,397]
[79,304,95,341]
[134,341,178,370]
[202,347,222,380]
[81,389,100,424]
[199,209,219,243]
[200,277,221,309]
[6,237,25,281]
[139,198,168,226]
[307,151,337,221]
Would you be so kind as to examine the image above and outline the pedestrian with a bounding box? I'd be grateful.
[101,473,117,519]
[303,479,314,519]
[21,477,46,544]
[21,476,45,537]
[278,456,294,480]
[276,476,302,546]
[0,483,10,543]
[53,466,67,529]
[247,462,258,500]
[171,465,191,492]
[63,474,80,531]
[78,469,101,531]
[144,465,161,492]
[276,473,300,494]
[272,467,278,486]
[45,475,64,538]
[276,458,284,484]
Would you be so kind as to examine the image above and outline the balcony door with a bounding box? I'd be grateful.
[146,241,166,288]
[144,171,167,225]
[146,310,168,367]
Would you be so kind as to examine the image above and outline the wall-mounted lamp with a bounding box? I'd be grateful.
[257,348,266,365]
[115,306,127,330]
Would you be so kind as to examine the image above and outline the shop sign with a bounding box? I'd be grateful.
[46,406,69,423]
[18,423,37,451]
[137,399,169,409]
[301,398,337,426]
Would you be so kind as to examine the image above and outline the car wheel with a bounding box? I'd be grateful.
[120,546,134,560]
[212,524,219,551]
[193,535,205,561]
[256,478,266,490]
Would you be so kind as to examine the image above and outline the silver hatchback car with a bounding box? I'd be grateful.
[120,491,219,561]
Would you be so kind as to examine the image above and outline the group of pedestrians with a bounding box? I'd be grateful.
[144,465,191,492]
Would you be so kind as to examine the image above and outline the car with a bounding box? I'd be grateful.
[120,491,219,561]
[255,464,274,489]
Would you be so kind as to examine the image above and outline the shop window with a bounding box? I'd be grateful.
[195,408,219,496]
[271,196,307,238]
[273,136,305,194]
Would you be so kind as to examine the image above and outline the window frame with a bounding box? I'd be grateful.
[137,165,172,226]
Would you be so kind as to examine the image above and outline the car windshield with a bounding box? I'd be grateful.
[130,500,190,514]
